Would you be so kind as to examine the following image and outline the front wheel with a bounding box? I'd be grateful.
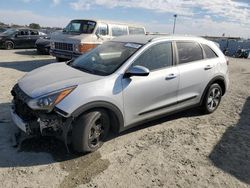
[5,41,14,50]
[72,109,110,153]
[202,83,222,114]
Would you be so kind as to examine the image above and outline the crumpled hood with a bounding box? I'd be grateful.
[18,63,102,98]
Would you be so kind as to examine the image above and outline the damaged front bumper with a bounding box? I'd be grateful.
[10,85,73,151]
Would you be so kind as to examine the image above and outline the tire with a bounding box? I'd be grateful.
[56,57,67,62]
[5,41,14,50]
[202,83,222,114]
[72,109,110,153]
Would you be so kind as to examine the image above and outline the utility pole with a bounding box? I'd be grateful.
[173,14,177,34]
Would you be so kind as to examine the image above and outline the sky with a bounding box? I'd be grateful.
[0,0,249,38]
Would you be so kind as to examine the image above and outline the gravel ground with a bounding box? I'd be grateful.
[0,49,250,188]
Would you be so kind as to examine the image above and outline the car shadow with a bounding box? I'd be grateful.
[14,50,47,56]
[0,59,55,72]
[108,107,203,140]
[209,97,250,184]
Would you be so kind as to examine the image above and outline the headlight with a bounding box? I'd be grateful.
[27,86,76,111]
[74,44,79,52]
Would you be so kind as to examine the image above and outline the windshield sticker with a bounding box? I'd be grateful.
[124,43,142,49]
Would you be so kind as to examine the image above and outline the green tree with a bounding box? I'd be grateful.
[29,23,41,29]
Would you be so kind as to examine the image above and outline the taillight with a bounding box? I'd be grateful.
[226,58,229,66]
[78,43,97,53]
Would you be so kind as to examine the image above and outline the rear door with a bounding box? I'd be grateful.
[14,30,30,48]
[122,41,179,126]
[175,41,213,104]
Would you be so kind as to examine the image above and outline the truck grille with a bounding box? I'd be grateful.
[55,42,73,51]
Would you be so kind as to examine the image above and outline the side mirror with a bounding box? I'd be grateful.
[124,65,150,78]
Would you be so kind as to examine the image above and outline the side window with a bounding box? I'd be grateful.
[176,42,203,64]
[202,44,218,59]
[111,25,128,36]
[133,42,173,71]
[96,23,108,36]
[128,27,145,35]
[18,30,29,36]
[30,30,38,35]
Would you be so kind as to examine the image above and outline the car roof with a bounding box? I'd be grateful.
[111,34,210,45]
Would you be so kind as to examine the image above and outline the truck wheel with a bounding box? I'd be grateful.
[56,57,67,62]
[202,83,222,114]
[5,41,14,50]
[72,109,110,153]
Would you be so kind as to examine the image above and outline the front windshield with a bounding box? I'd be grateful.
[2,28,17,36]
[71,42,142,76]
[64,20,96,34]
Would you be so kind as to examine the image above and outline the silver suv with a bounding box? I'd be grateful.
[11,35,229,153]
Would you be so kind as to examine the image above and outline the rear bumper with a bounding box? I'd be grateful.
[50,49,82,60]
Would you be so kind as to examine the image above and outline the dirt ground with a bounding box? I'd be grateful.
[0,49,250,188]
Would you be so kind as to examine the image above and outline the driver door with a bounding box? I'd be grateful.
[122,42,179,126]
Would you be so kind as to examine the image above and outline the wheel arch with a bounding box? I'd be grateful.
[71,101,124,133]
[200,76,226,105]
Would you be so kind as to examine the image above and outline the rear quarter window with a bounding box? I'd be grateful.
[202,44,218,59]
[176,42,203,64]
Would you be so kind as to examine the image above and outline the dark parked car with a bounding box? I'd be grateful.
[235,49,250,58]
[0,28,7,33]
[0,28,47,49]
[35,37,50,54]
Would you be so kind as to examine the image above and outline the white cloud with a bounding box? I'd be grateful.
[20,0,60,6]
[69,0,250,25]
[52,0,61,6]
[0,9,69,27]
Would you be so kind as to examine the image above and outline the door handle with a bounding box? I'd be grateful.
[204,65,213,70]
[165,73,177,80]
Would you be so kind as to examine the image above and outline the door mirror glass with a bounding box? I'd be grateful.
[125,65,150,78]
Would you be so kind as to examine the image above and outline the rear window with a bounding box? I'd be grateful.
[111,25,128,36]
[176,42,203,64]
[202,44,218,59]
[128,27,145,35]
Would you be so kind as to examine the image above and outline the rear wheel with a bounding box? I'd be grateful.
[202,83,222,114]
[72,109,110,153]
[5,41,14,50]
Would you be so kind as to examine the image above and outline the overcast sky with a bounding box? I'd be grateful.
[0,0,249,38]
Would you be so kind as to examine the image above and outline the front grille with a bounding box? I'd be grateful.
[55,42,73,51]
[11,84,36,121]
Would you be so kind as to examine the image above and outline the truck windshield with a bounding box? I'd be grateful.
[71,41,142,76]
[64,20,96,34]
